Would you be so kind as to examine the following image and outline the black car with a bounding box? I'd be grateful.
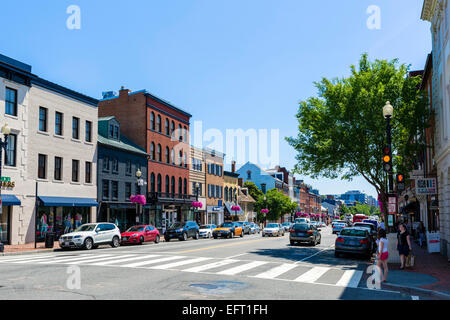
[353,222,378,251]
[334,227,374,260]
[164,221,200,241]
[289,223,321,246]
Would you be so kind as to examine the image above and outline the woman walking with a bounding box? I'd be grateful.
[376,229,389,283]
[397,223,412,269]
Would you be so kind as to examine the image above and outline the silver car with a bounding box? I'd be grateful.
[262,223,285,237]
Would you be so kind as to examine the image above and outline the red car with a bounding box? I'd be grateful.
[121,225,160,245]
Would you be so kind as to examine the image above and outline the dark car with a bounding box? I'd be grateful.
[289,223,321,246]
[335,227,374,260]
[236,221,251,235]
[353,222,378,250]
[164,221,200,241]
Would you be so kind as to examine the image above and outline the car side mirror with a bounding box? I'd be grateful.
[318,229,322,232]
[95,228,100,233]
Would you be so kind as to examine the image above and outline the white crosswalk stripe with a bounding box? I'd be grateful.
[183,259,238,273]
[37,254,115,264]
[335,270,364,288]
[217,261,268,275]
[252,263,297,279]
[294,267,329,283]
[89,255,161,266]
[0,254,60,263]
[66,255,136,265]
[149,257,212,270]
[121,256,186,268]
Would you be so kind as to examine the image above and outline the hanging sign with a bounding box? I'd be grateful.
[416,178,437,195]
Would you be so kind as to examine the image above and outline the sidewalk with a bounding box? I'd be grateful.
[383,239,450,297]
[1,241,60,256]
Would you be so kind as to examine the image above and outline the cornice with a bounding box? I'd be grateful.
[421,0,438,21]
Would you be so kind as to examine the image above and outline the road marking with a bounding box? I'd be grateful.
[225,253,248,259]
[149,257,212,270]
[121,256,186,268]
[88,254,161,266]
[0,254,61,263]
[66,255,136,265]
[252,263,297,279]
[183,259,239,273]
[335,270,364,288]
[37,254,115,264]
[217,261,268,275]
[176,238,271,254]
[295,245,334,264]
[294,267,329,283]
[411,296,419,300]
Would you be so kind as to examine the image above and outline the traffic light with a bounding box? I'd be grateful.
[396,173,405,192]
[382,146,392,172]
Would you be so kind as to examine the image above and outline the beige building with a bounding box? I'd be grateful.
[189,146,206,224]
[204,148,224,225]
[1,54,98,245]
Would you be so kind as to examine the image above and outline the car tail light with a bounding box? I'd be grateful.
[360,239,369,244]
[306,230,314,234]
[290,229,295,233]
[336,237,344,243]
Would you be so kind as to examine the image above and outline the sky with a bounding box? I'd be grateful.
[0,0,432,198]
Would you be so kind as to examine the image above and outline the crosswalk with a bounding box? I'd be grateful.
[0,252,365,289]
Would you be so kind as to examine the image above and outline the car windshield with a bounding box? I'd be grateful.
[220,223,234,228]
[334,223,345,227]
[354,224,372,229]
[282,223,290,226]
[169,222,183,229]
[340,229,367,237]
[126,226,145,232]
[74,224,96,232]
[293,224,309,231]
[200,225,211,229]
[266,224,278,228]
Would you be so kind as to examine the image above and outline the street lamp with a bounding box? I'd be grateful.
[0,124,11,215]
[136,169,144,224]
[195,182,200,224]
[383,101,394,232]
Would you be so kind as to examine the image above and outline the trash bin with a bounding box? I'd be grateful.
[45,232,55,248]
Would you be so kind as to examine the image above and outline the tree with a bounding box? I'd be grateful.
[254,188,297,222]
[243,181,264,201]
[286,54,429,227]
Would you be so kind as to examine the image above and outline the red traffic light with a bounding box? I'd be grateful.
[397,174,404,182]
[383,146,390,155]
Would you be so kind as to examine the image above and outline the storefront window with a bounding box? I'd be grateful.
[0,206,10,243]
[37,206,90,240]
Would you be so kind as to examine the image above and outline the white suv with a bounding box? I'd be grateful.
[59,223,121,250]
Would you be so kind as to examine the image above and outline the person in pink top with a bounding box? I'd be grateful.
[376,228,389,283]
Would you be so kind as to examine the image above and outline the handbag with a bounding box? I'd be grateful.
[406,253,415,267]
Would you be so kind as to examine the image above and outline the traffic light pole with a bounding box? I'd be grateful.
[386,116,394,194]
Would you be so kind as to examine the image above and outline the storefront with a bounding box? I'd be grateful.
[36,196,98,241]
[207,205,224,225]
[0,195,21,244]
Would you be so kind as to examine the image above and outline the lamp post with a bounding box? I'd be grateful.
[195,182,200,224]
[136,169,144,224]
[383,101,394,232]
[0,124,11,217]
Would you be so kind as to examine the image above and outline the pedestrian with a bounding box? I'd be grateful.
[376,228,389,283]
[379,217,385,231]
[397,223,412,269]
[417,221,426,248]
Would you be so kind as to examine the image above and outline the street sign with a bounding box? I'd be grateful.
[416,178,437,195]
[388,196,397,214]
[1,177,11,182]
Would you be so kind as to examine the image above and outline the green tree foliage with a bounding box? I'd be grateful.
[243,181,264,201]
[254,188,297,222]
[286,54,429,222]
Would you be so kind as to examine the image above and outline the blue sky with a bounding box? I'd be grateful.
[1,0,431,198]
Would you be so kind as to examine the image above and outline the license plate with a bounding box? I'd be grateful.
[297,233,304,236]
[349,241,357,246]
[64,242,70,246]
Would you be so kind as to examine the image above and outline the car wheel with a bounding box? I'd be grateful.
[84,237,93,250]
[194,232,199,240]
[139,236,144,245]
[111,236,120,248]
[154,235,160,244]
[209,232,212,239]
[182,233,188,241]
[334,251,340,258]
[213,235,218,239]
[262,234,265,237]
[290,240,295,246]
[92,244,99,249]
[165,236,170,242]
[240,231,244,238]
[230,232,234,239]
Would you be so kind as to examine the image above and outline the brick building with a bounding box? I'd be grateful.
[204,148,225,225]
[98,88,194,232]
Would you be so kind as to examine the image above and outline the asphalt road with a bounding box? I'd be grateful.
[0,226,437,300]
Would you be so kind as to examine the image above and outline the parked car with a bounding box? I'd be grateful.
[295,218,310,224]
[249,222,260,234]
[164,221,200,241]
[236,221,251,235]
[59,223,121,250]
[281,222,293,231]
[121,225,160,245]
[289,223,321,246]
[353,222,378,251]
[262,223,284,237]
[362,219,378,229]
[334,227,374,260]
[213,222,243,239]
[198,224,216,238]
[332,222,346,234]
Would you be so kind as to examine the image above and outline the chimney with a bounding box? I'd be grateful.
[232,160,236,173]
[119,86,130,97]
[238,178,243,187]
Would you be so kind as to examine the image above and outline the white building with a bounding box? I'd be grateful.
[0,53,98,245]
[422,0,450,258]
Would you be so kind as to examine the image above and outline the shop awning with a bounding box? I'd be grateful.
[224,202,244,215]
[1,194,21,206]
[38,196,98,207]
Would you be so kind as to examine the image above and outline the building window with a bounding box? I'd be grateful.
[72,160,79,182]
[171,176,175,195]
[126,160,132,175]
[151,112,155,130]
[165,175,170,193]
[157,115,161,132]
[125,182,132,200]
[38,154,47,179]
[183,126,187,142]
[171,149,175,165]
[109,124,114,137]
[5,87,17,116]
[150,143,155,160]
[171,120,175,136]
[178,177,182,195]
[150,173,155,193]
[112,158,119,173]
[157,174,162,193]
[225,187,228,201]
[183,178,187,195]
[54,157,62,181]
[178,124,182,141]
[111,181,118,200]
[183,153,187,168]
[85,121,92,142]
[5,134,16,167]
[179,150,183,167]
[165,147,170,163]
[102,156,110,171]
[113,125,119,139]
[157,144,161,162]
[72,117,80,139]
[247,170,252,179]
[165,119,169,135]
[39,107,47,132]
[103,180,109,200]
[85,161,92,183]
[55,112,63,136]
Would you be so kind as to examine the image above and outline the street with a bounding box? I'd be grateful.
[0,226,436,300]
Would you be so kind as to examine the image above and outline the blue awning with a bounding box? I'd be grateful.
[224,202,244,215]
[38,196,98,207]
[1,194,21,206]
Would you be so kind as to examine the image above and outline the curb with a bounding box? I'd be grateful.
[381,282,450,299]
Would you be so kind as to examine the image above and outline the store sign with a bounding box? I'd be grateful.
[388,197,397,214]
[1,177,15,189]
[416,178,437,195]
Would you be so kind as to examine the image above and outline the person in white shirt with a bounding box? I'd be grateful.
[376,228,389,283]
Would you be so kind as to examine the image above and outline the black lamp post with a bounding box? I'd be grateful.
[0,124,11,218]
[383,101,394,232]
[136,169,144,224]
[195,182,200,224]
